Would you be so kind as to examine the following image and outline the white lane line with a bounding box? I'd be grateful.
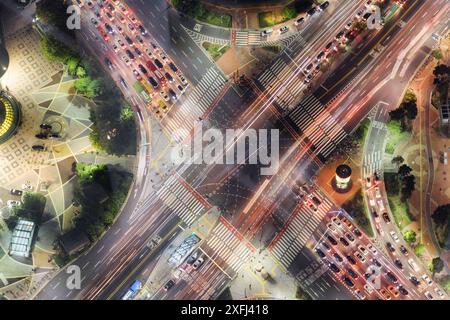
[97,245,105,254]
[196,57,203,64]
[82,262,90,270]
[188,46,194,53]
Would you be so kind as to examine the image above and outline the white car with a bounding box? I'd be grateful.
[364,284,374,294]
[160,91,170,102]
[421,274,433,286]
[145,47,153,57]
[377,200,385,211]
[354,289,366,300]
[367,244,378,255]
[369,198,376,207]
[327,223,337,233]
[7,200,21,208]
[424,291,434,300]
[408,258,420,272]
[375,187,381,198]
[192,257,204,270]
[389,230,400,243]
[117,39,126,49]
[331,217,342,228]
[354,251,366,262]
[112,44,119,52]
[279,26,289,34]
[434,288,445,299]
[122,55,130,65]
[358,245,369,256]
[179,75,188,86]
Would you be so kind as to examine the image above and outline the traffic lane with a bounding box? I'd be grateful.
[127,0,214,84]
[98,215,182,300]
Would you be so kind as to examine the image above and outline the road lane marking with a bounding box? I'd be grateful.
[82,262,90,270]
[97,245,105,254]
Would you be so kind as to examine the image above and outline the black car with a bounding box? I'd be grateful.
[364,272,372,280]
[138,64,148,75]
[154,59,164,69]
[134,48,142,57]
[164,279,175,291]
[386,271,398,283]
[150,42,159,50]
[325,41,333,51]
[327,235,338,246]
[10,189,23,196]
[345,233,355,242]
[342,276,354,287]
[125,35,134,46]
[333,253,343,263]
[346,268,358,279]
[399,245,408,255]
[40,123,52,130]
[398,285,409,296]
[329,263,340,273]
[138,25,147,35]
[319,1,329,10]
[322,242,331,251]
[104,58,114,70]
[382,212,391,223]
[372,211,379,218]
[346,255,357,265]
[126,49,135,60]
[339,237,349,246]
[148,77,159,89]
[353,228,362,238]
[35,133,48,139]
[168,88,177,100]
[32,145,45,151]
[315,248,325,258]
[186,254,197,265]
[311,196,321,206]
[394,259,403,269]
[386,242,395,253]
[165,72,174,83]
[307,7,316,16]
[409,275,420,286]
[169,62,178,73]
[104,23,114,34]
[371,258,382,268]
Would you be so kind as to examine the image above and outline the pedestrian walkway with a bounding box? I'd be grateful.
[200,217,255,276]
[182,26,230,47]
[269,190,334,270]
[363,150,383,178]
[162,66,227,142]
[288,94,348,159]
[155,175,209,226]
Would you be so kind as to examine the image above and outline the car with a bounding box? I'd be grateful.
[128,23,136,33]
[347,268,358,279]
[434,288,445,299]
[387,285,399,297]
[371,258,382,267]
[354,289,366,300]
[424,291,434,300]
[389,231,400,243]
[192,257,204,270]
[353,228,362,238]
[316,51,325,62]
[279,26,289,34]
[345,21,353,30]
[160,51,169,63]
[386,242,395,253]
[148,77,159,89]
[106,11,114,21]
[408,258,420,272]
[117,25,124,34]
[7,200,21,208]
[177,84,185,93]
[303,63,314,75]
[321,242,331,252]
[39,123,52,130]
[90,18,98,26]
[333,253,343,263]
[421,274,433,285]
[154,59,164,69]
[117,39,126,48]
[164,72,174,83]
[164,279,175,291]
[112,44,120,52]
[138,25,147,35]
[377,200,385,211]
[379,288,391,300]
[409,274,420,286]
[355,8,365,19]
[144,46,154,57]
[398,285,409,296]
[105,23,114,34]
[331,217,341,228]
[75,0,83,7]
[117,14,126,24]
[134,47,143,57]
[399,245,409,256]
[130,15,137,24]
[367,244,378,255]
[303,74,313,84]
[169,62,178,73]
[342,218,352,229]
[365,0,373,8]
[329,262,340,273]
[339,237,349,247]
[341,276,354,287]
[138,64,148,75]
[346,255,357,265]
[354,251,365,263]
[363,272,372,280]
[364,284,374,294]
[261,28,273,37]
[327,223,337,233]
[32,144,45,151]
[327,234,338,246]
[168,88,177,101]
[315,248,325,258]
[126,49,135,60]
[394,259,403,269]
[335,31,345,41]
[125,35,134,46]
[10,189,23,196]
[306,7,316,16]
[107,3,115,12]
[122,55,130,65]
[385,271,398,283]
[186,252,198,265]
[35,133,48,139]
[294,17,305,26]
[119,77,128,89]
[136,35,144,46]
[345,233,355,242]
[119,4,129,15]
[374,187,381,198]
[382,212,391,224]
[319,1,329,11]
[358,245,369,256]
[132,69,142,80]
[160,90,170,102]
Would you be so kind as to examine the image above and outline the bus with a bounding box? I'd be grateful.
[121,280,142,300]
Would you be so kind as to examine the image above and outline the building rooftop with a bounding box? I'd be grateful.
[10,219,35,258]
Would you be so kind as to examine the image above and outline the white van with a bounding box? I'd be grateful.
[261,28,273,37]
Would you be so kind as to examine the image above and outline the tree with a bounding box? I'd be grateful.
[391,156,404,167]
[283,6,297,20]
[76,66,87,78]
[400,175,415,202]
[67,57,80,76]
[389,107,405,121]
[414,243,425,256]
[432,50,443,60]
[120,104,134,121]
[432,204,450,225]
[433,64,450,78]
[403,230,417,244]
[430,257,444,274]
[15,192,46,225]
[36,0,73,35]
[398,164,413,177]
[404,101,418,120]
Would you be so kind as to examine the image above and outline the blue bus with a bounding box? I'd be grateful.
[121,280,142,300]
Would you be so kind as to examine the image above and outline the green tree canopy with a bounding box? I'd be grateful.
[283,6,297,20]
[403,230,416,244]
[398,164,413,177]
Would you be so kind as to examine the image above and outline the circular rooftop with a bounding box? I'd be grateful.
[0,91,21,144]
[336,164,352,179]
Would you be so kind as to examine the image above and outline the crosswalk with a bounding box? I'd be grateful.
[200,218,255,276]
[162,67,227,141]
[363,150,383,178]
[270,191,333,269]
[234,30,263,47]
[182,26,230,46]
[288,94,348,159]
[155,175,208,226]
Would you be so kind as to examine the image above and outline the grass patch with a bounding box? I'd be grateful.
[341,190,374,237]
[202,42,229,61]
[258,11,285,28]
[387,195,412,230]
[199,11,231,28]
[384,172,400,196]
[385,119,410,155]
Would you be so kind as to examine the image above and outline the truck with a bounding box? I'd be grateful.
[121,280,142,300]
